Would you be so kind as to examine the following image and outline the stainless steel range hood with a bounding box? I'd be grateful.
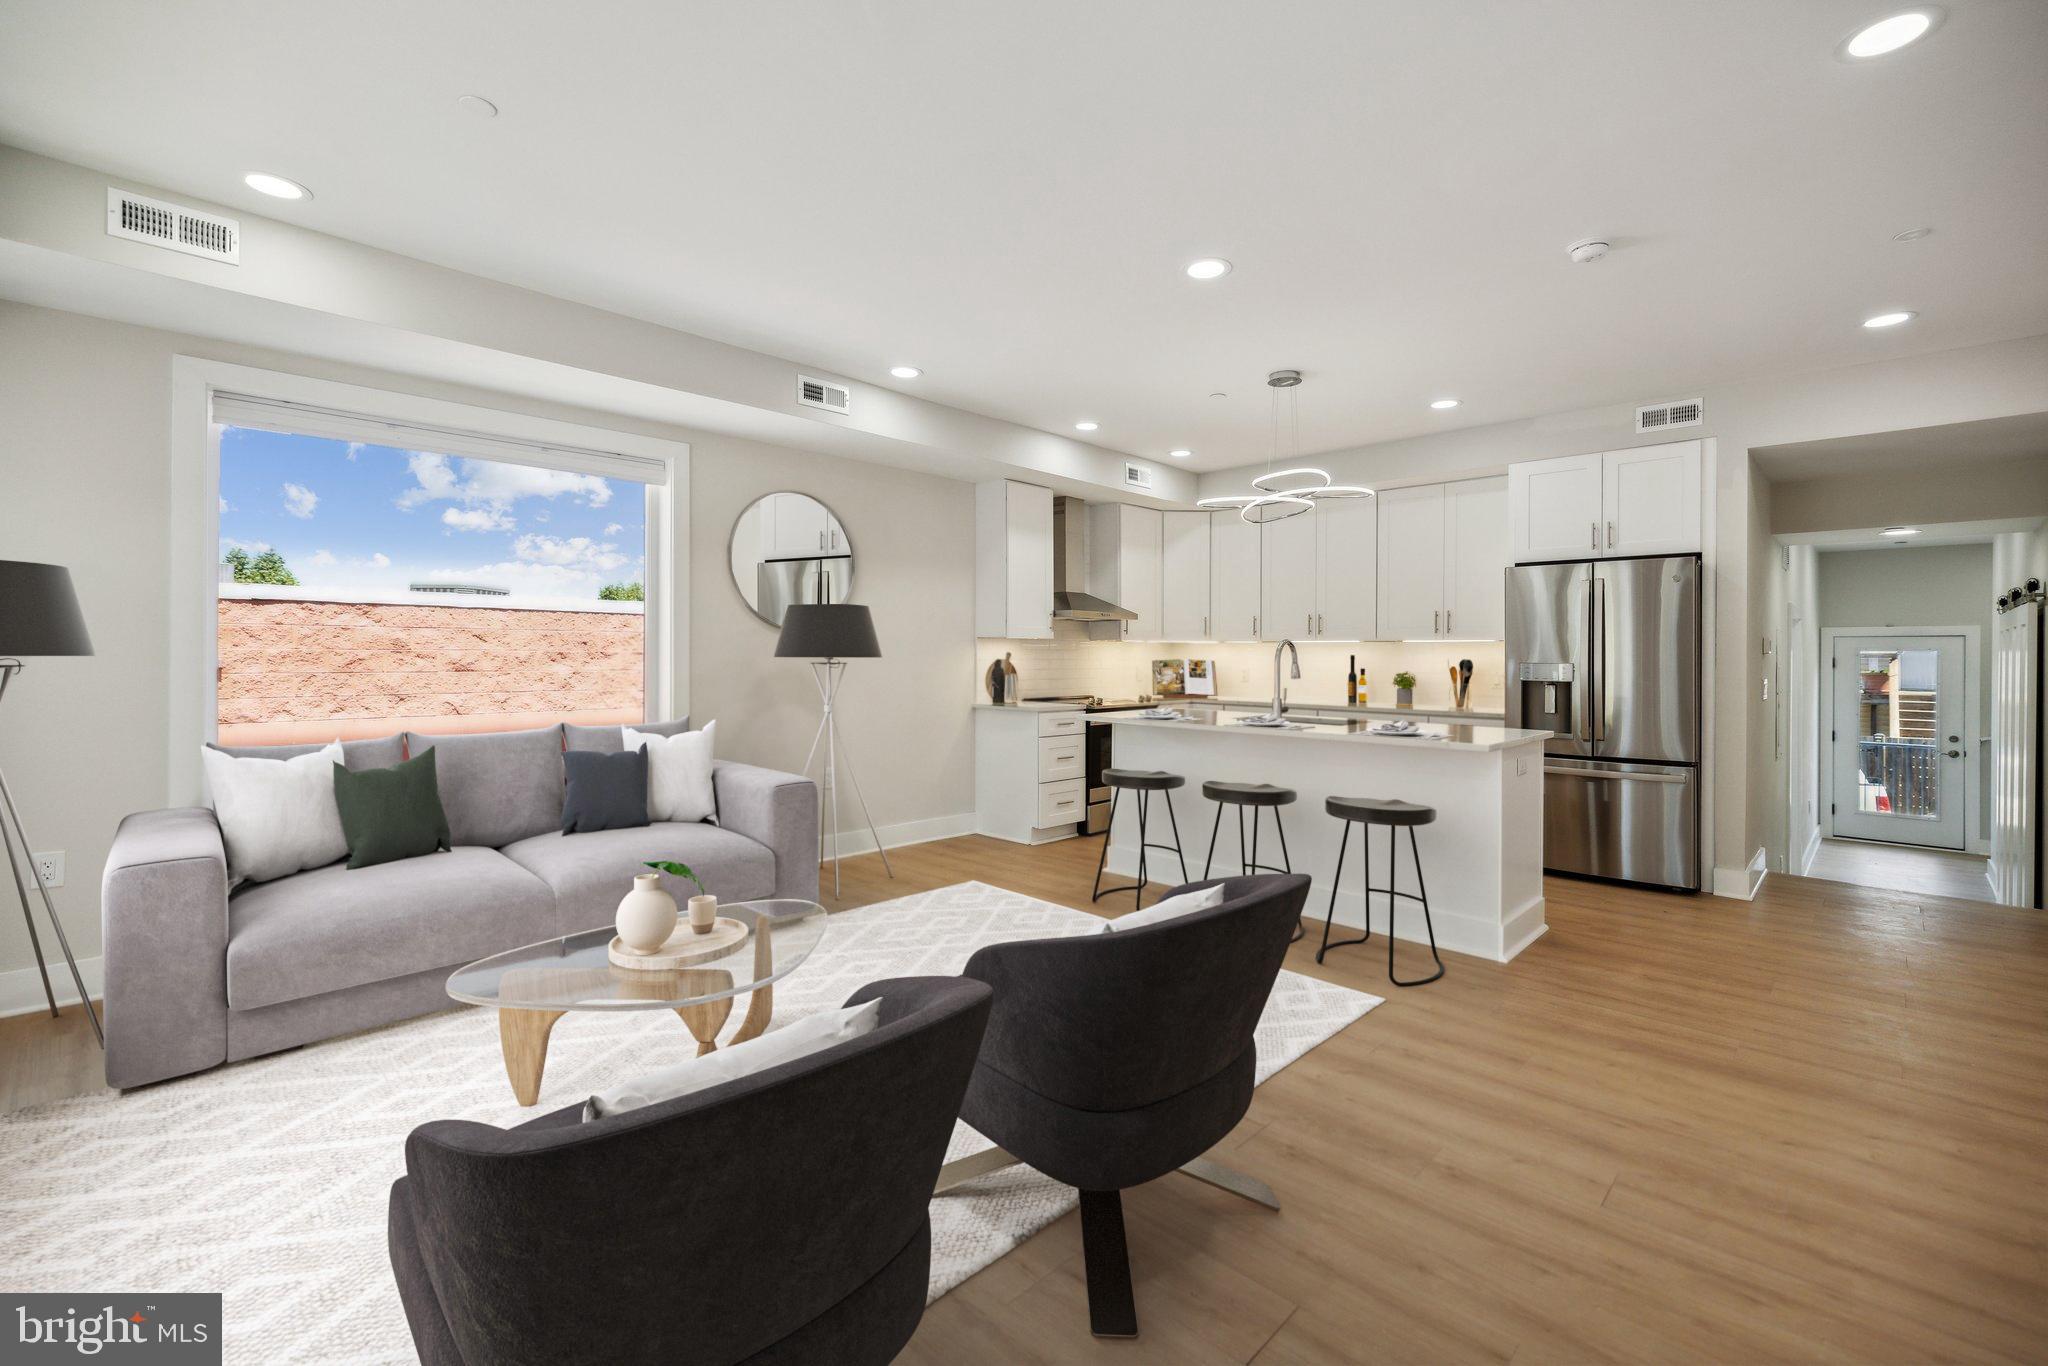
[1052,496,1137,621]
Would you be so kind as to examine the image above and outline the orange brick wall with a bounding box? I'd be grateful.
[217,598,644,746]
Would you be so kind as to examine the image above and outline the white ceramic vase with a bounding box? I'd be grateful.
[689,894,719,935]
[616,873,678,953]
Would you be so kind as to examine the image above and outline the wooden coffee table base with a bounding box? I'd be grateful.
[496,984,776,1105]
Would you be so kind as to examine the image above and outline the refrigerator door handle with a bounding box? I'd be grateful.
[1590,573,1607,742]
[1545,765,1686,785]
[1578,575,1597,742]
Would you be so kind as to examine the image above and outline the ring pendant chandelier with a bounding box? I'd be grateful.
[1194,370,1374,523]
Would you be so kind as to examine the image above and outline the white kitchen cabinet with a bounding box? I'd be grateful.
[1260,511,1318,641]
[1161,510,1213,639]
[1444,477,1509,640]
[1375,477,1508,641]
[1087,503,1163,642]
[1315,494,1378,640]
[1376,483,1448,639]
[975,706,1085,843]
[768,491,833,557]
[1507,440,1700,562]
[1210,512,1262,641]
[1602,440,1702,557]
[974,479,1053,639]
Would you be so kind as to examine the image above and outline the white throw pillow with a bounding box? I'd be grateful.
[200,742,348,884]
[1099,883,1226,934]
[625,719,717,823]
[583,997,881,1119]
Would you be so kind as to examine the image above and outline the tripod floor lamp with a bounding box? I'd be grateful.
[776,603,893,898]
[0,560,101,1045]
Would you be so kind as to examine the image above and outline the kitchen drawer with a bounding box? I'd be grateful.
[1037,734,1085,782]
[1038,711,1085,737]
[1037,778,1085,827]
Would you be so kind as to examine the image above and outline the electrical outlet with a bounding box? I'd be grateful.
[34,851,64,888]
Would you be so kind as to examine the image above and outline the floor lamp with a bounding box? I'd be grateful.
[776,603,893,897]
[0,560,101,1045]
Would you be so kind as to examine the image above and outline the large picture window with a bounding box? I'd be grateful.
[210,396,661,745]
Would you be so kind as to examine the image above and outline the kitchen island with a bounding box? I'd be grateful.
[1098,711,1550,962]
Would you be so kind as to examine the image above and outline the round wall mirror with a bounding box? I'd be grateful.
[728,491,854,626]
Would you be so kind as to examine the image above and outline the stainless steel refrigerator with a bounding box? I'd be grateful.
[757,553,852,622]
[1507,554,1701,891]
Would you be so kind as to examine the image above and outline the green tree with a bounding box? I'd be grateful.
[224,546,300,586]
[599,581,644,602]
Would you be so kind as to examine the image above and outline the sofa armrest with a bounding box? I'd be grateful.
[102,807,231,1088]
[711,760,819,902]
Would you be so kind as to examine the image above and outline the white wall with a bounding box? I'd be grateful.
[0,300,976,991]
[1815,543,1995,845]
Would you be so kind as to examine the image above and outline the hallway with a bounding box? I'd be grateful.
[1804,836,1995,905]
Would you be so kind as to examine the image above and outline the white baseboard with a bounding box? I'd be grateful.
[819,811,978,860]
[0,953,103,1019]
[1798,824,1823,877]
[1712,847,1769,901]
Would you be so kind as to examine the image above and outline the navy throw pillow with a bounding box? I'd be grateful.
[562,745,651,834]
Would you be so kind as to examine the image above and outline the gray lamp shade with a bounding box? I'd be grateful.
[0,561,93,657]
[775,603,880,659]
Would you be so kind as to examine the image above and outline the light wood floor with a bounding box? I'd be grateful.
[5,835,2045,1363]
[1805,835,1996,905]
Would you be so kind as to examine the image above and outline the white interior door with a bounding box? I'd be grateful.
[1830,633,1967,849]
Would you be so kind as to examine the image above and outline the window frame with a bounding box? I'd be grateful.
[170,356,687,805]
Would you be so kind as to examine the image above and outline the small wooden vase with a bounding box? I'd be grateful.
[689,894,719,935]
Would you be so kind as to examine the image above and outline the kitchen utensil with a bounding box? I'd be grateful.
[1458,658,1474,709]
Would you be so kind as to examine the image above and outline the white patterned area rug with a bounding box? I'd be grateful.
[0,880,1379,1364]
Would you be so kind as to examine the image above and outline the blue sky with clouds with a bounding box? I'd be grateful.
[217,427,646,601]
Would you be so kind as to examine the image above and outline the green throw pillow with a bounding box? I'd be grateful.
[332,749,452,869]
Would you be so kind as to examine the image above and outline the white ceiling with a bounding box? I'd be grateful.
[3,0,2045,470]
[1753,410,2048,479]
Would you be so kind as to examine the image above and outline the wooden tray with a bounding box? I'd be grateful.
[609,916,750,970]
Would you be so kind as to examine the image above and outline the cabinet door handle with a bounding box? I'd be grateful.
[1445,609,1452,634]
[1591,522,1599,551]
[1203,615,1208,636]
[1307,612,1313,635]
[1434,609,1441,635]
[1607,520,1615,549]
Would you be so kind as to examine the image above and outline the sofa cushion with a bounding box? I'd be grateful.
[227,847,555,1011]
[404,726,564,848]
[500,822,777,936]
[561,748,650,834]
[210,734,405,771]
[563,717,690,754]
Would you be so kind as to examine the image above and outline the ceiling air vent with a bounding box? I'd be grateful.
[1122,460,1156,491]
[796,375,851,415]
[106,187,240,264]
[1635,398,1703,433]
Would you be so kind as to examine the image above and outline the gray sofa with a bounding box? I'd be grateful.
[101,721,819,1090]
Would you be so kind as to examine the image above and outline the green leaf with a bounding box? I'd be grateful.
[643,860,705,891]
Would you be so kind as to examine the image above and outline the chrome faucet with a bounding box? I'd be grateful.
[1267,639,1300,722]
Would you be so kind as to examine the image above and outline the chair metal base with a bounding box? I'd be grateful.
[933,1145,1021,1194]
[1317,817,1446,986]
[1203,798,1301,941]
[1176,1155,1281,1211]
[1090,785,1189,909]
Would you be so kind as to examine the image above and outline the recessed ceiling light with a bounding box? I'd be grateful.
[243,172,309,200]
[1892,227,1933,242]
[1184,258,1232,281]
[1168,449,1192,459]
[456,94,499,118]
[1430,398,1461,410]
[1880,525,1923,537]
[1844,11,1936,58]
[1863,310,1916,328]
[889,365,922,379]
[1074,421,1099,432]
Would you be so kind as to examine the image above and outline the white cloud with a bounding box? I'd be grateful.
[370,552,391,568]
[434,560,609,597]
[219,496,234,513]
[221,537,272,554]
[345,442,365,461]
[603,522,624,536]
[512,533,627,573]
[282,483,319,518]
[307,549,339,567]
[395,451,611,513]
[441,506,514,533]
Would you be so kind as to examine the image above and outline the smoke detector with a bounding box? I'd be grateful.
[1567,238,1611,264]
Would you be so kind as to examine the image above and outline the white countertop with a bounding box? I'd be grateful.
[1194,696,1505,721]
[971,700,1085,712]
[1093,709,1549,753]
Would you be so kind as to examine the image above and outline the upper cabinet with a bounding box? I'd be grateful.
[1161,510,1212,639]
[974,479,1053,639]
[1374,476,1508,641]
[1088,502,1163,642]
[766,490,840,557]
[1314,495,1378,641]
[1211,513,1262,641]
[1508,439,1701,563]
[1259,511,1318,641]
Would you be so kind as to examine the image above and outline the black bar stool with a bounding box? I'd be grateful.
[1201,782,1302,942]
[1316,796,1445,986]
[1091,769,1189,909]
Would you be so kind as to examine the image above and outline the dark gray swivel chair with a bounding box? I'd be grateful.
[940,874,1309,1338]
[388,976,992,1366]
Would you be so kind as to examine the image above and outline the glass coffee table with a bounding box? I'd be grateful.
[448,899,828,1105]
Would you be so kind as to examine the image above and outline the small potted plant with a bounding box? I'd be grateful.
[1392,671,1418,707]
[645,860,720,935]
